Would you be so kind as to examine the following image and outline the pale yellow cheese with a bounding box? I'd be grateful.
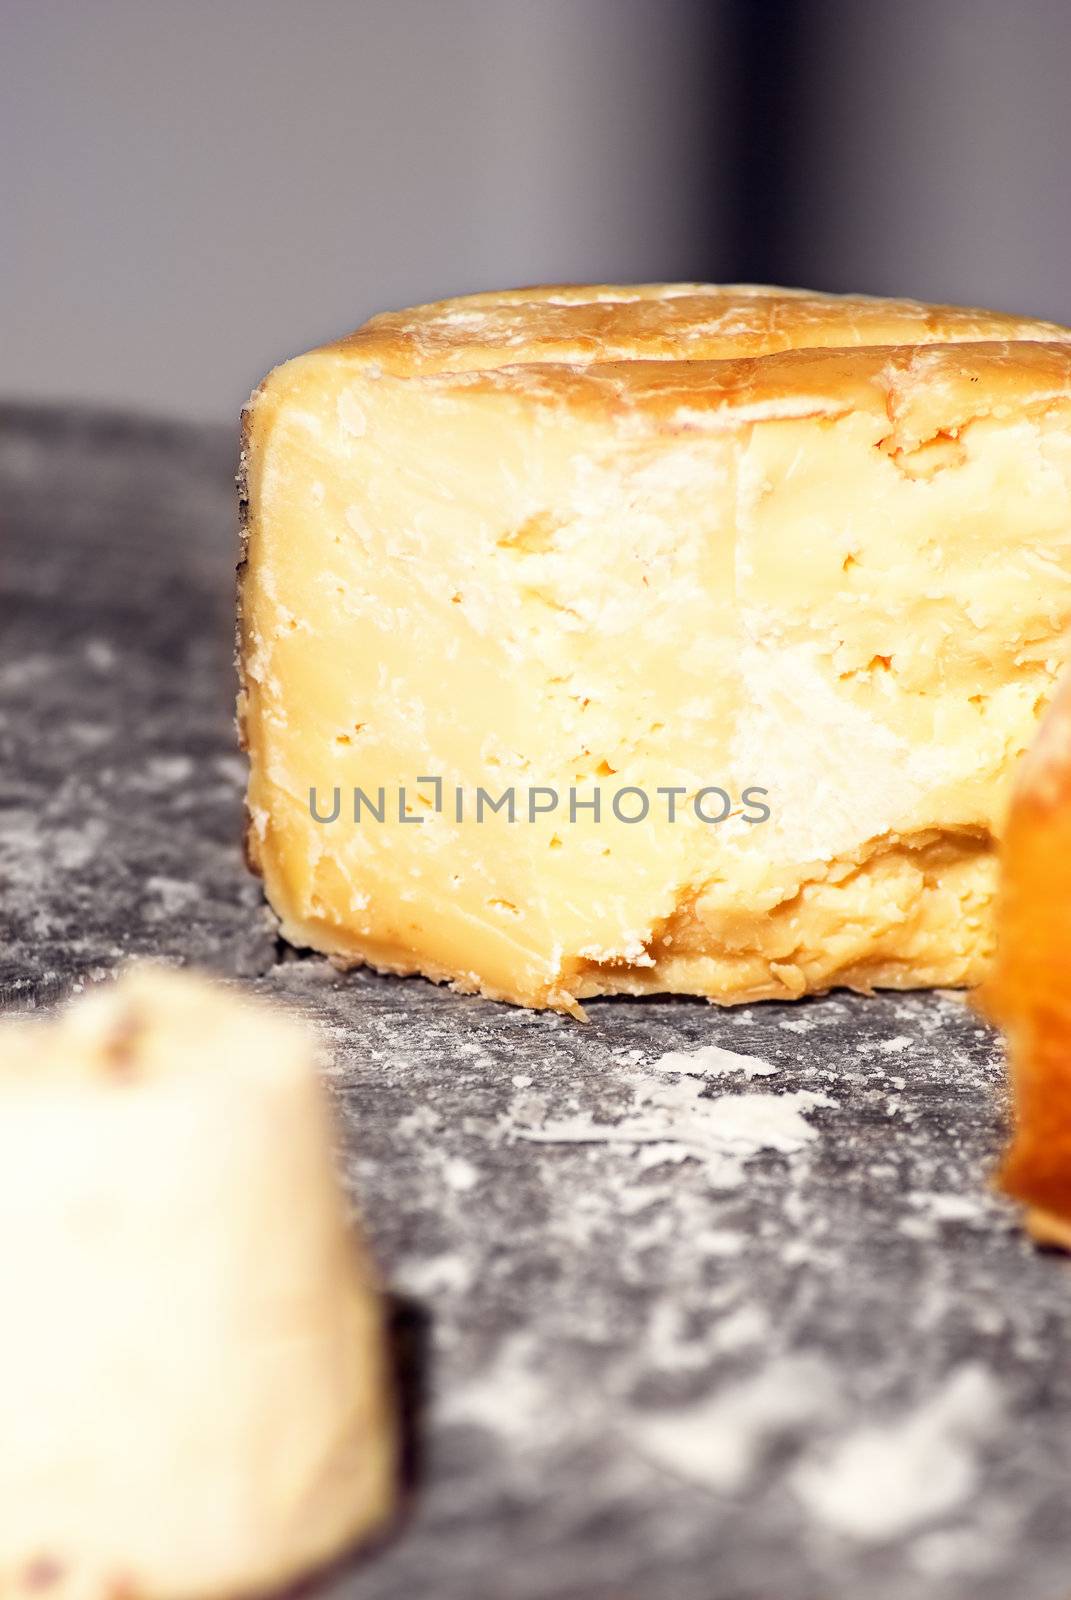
[0,967,395,1599]
[238,284,1071,1012]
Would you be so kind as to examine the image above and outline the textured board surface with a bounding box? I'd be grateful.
[3,403,1071,1600]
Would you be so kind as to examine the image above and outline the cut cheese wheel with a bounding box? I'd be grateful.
[238,283,1071,1011]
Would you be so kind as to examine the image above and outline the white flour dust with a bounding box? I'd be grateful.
[627,1355,839,1494]
[644,1043,777,1081]
[510,1042,834,1188]
[790,1364,1003,1542]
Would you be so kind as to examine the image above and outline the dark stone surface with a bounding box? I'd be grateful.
[3,403,1071,1600]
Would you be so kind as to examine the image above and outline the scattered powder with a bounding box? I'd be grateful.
[0,654,55,691]
[628,1355,838,1494]
[514,1074,834,1189]
[68,720,112,751]
[694,1229,748,1258]
[396,1104,442,1138]
[394,1251,475,1299]
[790,1365,1002,1543]
[439,1334,558,1444]
[708,1302,770,1356]
[442,1156,480,1191]
[508,1090,550,1128]
[899,1190,995,1240]
[145,754,194,785]
[644,1301,729,1374]
[636,1141,691,1169]
[617,1183,670,1217]
[910,1191,989,1224]
[84,637,117,672]
[143,875,201,920]
[645,1043,778,1081]
[910,1524,1004,1577]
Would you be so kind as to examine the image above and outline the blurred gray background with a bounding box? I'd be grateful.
[4,0,1071,424]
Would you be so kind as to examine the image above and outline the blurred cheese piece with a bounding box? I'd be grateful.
[0,967,395,1599]
[238,283,1071,1012]
[982,670,1071,1247]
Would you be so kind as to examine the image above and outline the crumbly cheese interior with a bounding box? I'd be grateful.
[0,968,395,1599]
[239,285,1071,1011]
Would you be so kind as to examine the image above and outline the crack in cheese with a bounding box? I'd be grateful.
[238,284,1071,1012]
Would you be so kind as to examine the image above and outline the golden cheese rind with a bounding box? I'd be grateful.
[336,281,1071,376]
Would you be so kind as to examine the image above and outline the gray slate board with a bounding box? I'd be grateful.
[3,403,1071,1600]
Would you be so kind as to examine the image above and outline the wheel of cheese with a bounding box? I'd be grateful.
[237,282,1071,1013]
[0,967,396,1599]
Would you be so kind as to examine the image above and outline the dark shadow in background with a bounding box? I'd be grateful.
[721,0,812,286]
[684,0,815,288]
[697,0,1071,320]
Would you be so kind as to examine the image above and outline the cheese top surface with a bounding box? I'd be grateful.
[267,284,1071,448]
[334,281,1071,373]
[239,285,1071,1011]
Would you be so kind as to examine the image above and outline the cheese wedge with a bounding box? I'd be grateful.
[0,967,395,1599]
[238,284,1071,1012]
[981,666,1071,1245]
